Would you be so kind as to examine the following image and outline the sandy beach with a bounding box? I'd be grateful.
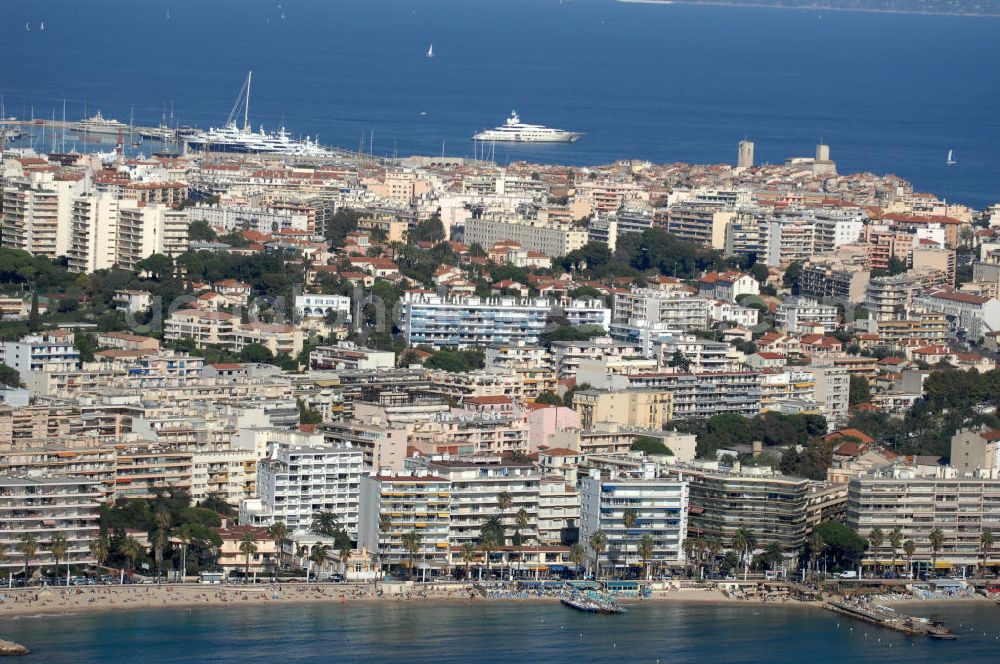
[5,583,984,619]
[0,583,772,619]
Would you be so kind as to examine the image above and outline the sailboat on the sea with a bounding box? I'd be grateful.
[40,21,45,31]
[946,149,956,165]
[426,43,434,58]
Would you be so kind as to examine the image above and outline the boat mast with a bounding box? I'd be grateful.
[244,71,252,132]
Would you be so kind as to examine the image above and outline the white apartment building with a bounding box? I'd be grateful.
[864,273,923,321]
[775,297,839,334]
[809,365,850,430]
[463,216,587,258]
[764,217,815,267]
[164,310,303,355]
[654,334,742,373]
[295,294,352,321]
[812,208,865,253]
[666,202,736,250]
[400,293,609,349]
[246,442,365,536]
[191,448,257,505]
[407,413,530,457]
[697,271,760,303]
[912,289,1000,342]
[407,458,540,548]
[309,343,395,371]
[164,310,236,348]
[67,193,120,272]
[188,204,312,233]
[611,289,711,339]
[580,466,689,574]
[709,300,760,328]
[564,298,612,329]
[1,171,86,259]
[550,338,644,378]
[358,471,452,573]
[231,322,304,356]
[1,330,79,376]
[114,201,189,269]
[0,475,101,574]
[847,465,1000,574]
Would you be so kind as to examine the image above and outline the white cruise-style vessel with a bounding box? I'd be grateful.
[185,71,330,156]
[74,111,129,135]
[472,111,581,143]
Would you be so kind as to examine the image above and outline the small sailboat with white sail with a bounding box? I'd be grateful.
[946,149,956,165]
[426,43,434,58]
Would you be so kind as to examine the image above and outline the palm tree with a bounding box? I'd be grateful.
[480,532,499,578]
[929,527,945,571]
[903,539,916,578]
[297,545,309,570]
[268,521,289,575]
[867,526,884,576]
[980,531,995,576]
[377,514,392,582]
[309,544,327,582]
[460,542,477,580]
[888,527,902,576]
[808,530,825,576]
[708,539,722,576]
[151,507,171,579]
[90,536,109,570]
[588,530,608,580]
[339,543,353,575]
[49,534,69,583]
[401,530,421,580]
[764,542,784,573]
[120,536,141,580]
[730,528,756,580]
[17,534,38,585]
[514,508,529,548]
[176,525,192,580]
[496,491,513,548]
[0,543,7,572]
[622,508,638,569]
[569,543,586,577]
[497,491,513,517]
[695,538,708,578]
[682,538,695,578]
[638,534,654,581]
[311,511,340,538]
[480,515,504,578]
[239,532,258,583]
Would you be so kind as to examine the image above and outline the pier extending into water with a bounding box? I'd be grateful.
[0,118,372,164]
[824,600,956,639]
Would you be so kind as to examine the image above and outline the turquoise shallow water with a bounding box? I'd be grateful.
[0,0,998,207]
[2,601,999,663]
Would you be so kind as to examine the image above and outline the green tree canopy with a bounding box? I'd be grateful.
[631,436,672,456]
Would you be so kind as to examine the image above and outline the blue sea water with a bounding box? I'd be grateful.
[0,0,998,207]
[2,601,1000,662]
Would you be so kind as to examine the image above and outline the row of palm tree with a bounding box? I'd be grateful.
[865,527,996,575]
[0,533,79,585]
